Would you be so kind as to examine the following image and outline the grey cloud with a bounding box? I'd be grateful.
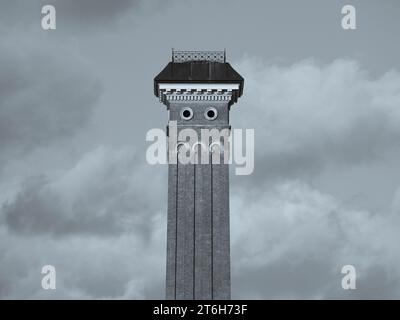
[0,0,162,30]
[0,146,166,299]
[0,46,101,166]
[0,225,165,299]
[230,181,400,299]
[233,260,334,299]
[232,58,400,185]
[2,147,166,237]
[54,0,139,22]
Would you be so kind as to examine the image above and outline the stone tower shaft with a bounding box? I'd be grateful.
[154,50,244,300]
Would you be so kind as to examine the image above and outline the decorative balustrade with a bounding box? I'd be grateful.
[172,50,226,63]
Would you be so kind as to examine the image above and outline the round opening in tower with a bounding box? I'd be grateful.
[205,107,218,120]
[180,107,193,120]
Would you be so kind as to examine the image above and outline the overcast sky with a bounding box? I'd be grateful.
[1,0,400,299]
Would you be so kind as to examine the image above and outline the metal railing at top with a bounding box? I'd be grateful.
[172,49,226,63]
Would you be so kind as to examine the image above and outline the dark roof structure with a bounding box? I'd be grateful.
[154,50,244,98]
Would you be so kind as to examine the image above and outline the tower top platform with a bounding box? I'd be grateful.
[154,50,244,101]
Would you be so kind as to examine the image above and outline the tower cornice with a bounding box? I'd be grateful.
[157,83,239,105]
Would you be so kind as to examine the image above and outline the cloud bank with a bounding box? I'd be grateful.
[231,181,400,299]
[0,45,101,166]
[234,58,400,182]
[0,146,166,299]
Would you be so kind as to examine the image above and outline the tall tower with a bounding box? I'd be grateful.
[154,50,244,300]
